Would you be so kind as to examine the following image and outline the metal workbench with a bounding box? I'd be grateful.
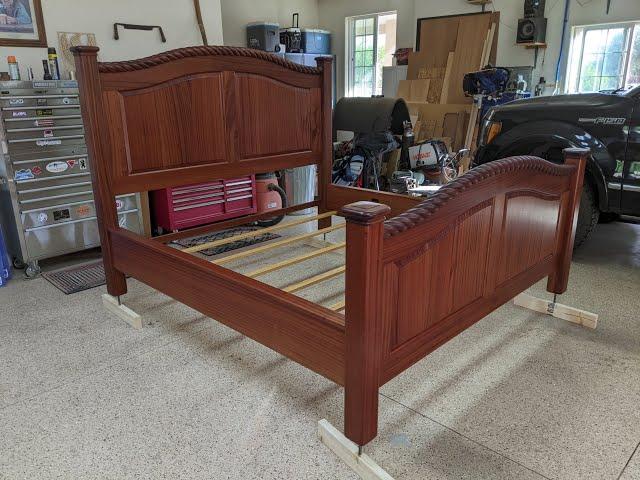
[0,80,143,277]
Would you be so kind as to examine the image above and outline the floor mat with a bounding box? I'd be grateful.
[171,226,280,256]
[42,260,106,295]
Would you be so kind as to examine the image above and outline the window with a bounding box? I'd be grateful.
[566,22,640,93]
[346,12,397,97]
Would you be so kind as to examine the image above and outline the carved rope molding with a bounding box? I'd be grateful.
[383,156,575,238]
[95,46,323,75]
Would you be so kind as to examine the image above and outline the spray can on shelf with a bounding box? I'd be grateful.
[42,59,52,80]
[47,47,60,80]
[7,56,20,81]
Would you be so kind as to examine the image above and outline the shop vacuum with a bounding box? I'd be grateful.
[255,172,288,227]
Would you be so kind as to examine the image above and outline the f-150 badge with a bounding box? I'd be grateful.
[578,117,626,125]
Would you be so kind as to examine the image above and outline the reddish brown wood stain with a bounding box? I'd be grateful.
[73,45,589,449]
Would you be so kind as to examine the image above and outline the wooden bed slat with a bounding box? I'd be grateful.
[182,211,337,254]
[245,242,346,278]
[329,300,345,312]
[282,266,346,293]
[212,224,345,265]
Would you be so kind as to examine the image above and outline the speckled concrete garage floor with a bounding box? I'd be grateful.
[0,213,639,480]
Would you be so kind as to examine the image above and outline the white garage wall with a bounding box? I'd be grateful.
[319,0,640,99]
[0,0,223,80]
[220,0,319,47]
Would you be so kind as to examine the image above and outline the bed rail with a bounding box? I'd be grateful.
[109,226,346,383]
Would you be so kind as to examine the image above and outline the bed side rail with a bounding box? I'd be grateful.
[108,227,346,385]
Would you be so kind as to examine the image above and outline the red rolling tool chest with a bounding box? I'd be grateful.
[151,176,256,233]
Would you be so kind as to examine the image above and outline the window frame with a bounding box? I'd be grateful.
[566,21,639,94]
[345,11,396,98]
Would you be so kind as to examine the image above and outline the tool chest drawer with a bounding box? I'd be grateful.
[152,176,257,232]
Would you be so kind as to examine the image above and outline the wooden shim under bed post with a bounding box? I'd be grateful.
[102,294,143,330]
[72,46,127,298]
[339,201,391,449]
[513,292,598,329]
[318,420,394,480]
[317,56,334,231]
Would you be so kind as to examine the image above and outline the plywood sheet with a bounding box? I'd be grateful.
[406,102,471,120]
[411,79,431,103]
[440,52,454,104]
[397,79,411,100]
[396,79,431,103]
[410,103,472,143]
[445,13,493,104]
[418,16,459,64]
[407,50,429,80]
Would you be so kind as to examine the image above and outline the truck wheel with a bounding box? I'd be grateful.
[574,183,599,248]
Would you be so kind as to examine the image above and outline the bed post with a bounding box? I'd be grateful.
[547,147,589,294]
[316,56,333,230]
[340,201,391,448]
[73,46,127,297]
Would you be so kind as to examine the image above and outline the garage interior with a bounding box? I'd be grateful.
[0,1,639,479]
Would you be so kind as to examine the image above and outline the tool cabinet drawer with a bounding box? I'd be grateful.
[170,182,224,204]
[20,194,137,229]
[12,153,89,181]
[172,199,226,229]
[23,208,141,261]
[5,133,85,152]
[17,177,94,211]
[226,194,254,212]
[5,123,84,142]
[0,93,79,109]
[2,104,81,122]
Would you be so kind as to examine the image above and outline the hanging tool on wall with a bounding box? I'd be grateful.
[193,0,208,45]
[113,23,166,43]
[606,0,612,14]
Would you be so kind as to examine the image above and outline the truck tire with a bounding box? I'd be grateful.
[574,183,599,248]
[599,212,620,223]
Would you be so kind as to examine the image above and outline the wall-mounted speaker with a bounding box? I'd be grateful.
[516,17,547,44]
[524,0,546,18]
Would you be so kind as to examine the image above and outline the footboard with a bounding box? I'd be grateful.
[340,148,588,447]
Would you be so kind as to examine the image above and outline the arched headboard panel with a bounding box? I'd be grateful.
[73,46,332,196]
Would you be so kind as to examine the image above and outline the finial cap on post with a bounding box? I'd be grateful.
[340,201,391,225]
[71,45,100,56]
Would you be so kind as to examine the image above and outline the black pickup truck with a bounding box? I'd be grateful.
[475,85,640,247]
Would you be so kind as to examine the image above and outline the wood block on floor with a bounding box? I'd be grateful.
[102,294,143,330]
[318,419,394,480]
[513,292,598,329]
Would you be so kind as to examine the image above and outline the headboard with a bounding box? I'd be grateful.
[72,46,333,198]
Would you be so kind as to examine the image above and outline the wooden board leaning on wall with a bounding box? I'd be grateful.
[407,11,500,105]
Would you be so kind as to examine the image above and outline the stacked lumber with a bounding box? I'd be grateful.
[395,12,499,154]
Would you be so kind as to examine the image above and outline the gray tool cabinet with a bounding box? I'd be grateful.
[0,80,143,278]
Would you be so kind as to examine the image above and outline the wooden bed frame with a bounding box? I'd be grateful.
[73,45,588,451]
